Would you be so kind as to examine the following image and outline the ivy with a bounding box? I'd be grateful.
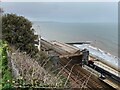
[0,40,12,90]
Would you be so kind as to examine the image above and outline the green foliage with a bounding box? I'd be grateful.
[0,40,12,89]
[2,56,7,66]
[2,82,12,90]
[3,69,12,80]
[2,14,38,56]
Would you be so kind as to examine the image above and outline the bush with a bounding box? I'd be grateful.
[2,14,38,56]
[2,69,12,82]
[0,40,12,89]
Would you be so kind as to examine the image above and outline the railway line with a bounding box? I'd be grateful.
[40,38,117,89]
[59,57,113,89]
[59,61,92,89]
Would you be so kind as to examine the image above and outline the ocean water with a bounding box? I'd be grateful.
[32,21,118,57]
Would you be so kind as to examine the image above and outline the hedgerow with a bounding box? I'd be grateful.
[0,40,12,90]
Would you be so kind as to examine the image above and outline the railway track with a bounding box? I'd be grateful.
[59,57,115,90]
[41,39,115,89]
[59,62,92,89]
[60,58,96,89]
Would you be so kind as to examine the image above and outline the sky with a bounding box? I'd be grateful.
[1,0,119,2]
[1,2,118,23]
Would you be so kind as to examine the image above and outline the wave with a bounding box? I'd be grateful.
[74,44,120,70]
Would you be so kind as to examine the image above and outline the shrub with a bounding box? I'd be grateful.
[2,14,38,56]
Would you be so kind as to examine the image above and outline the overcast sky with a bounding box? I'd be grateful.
[1,2,118,23]
[1,0,119,2]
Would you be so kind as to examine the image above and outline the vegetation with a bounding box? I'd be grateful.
[1,13,71,89]
[2,14,38,57]
[9,48,68,88]
[0,40,12,90]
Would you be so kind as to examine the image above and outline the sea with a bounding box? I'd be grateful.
[32,21,118,57]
